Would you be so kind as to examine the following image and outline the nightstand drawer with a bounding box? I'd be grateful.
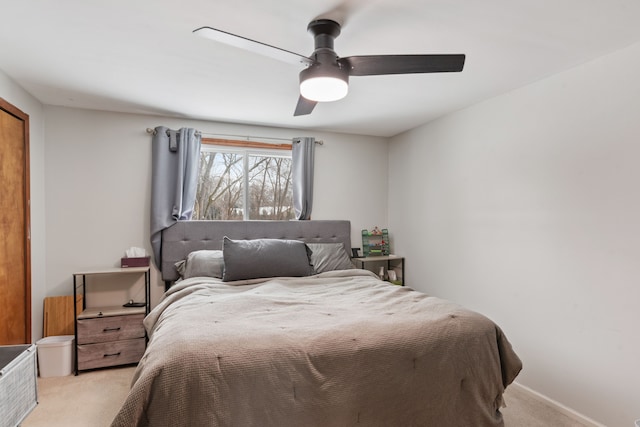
[77,338,145,370]
[76,314,145,344]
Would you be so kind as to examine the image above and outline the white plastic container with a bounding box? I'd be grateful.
[35,335,74,377]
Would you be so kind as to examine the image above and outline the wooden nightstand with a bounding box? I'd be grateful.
[353,255,405,286]
[73,267,150,374]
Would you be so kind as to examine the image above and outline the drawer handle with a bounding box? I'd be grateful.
[103,327,121,332]
[103,352,121,358]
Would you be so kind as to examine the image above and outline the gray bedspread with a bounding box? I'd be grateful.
[112,269,522,427]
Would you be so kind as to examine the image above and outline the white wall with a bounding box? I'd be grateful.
[388,41,640,427]
[0,70,46,342]
[43,107,388,310]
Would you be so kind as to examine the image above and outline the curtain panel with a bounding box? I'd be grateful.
[292,137,315,220]
[150,126,201,269]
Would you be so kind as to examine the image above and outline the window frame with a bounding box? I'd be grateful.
[198,138,293,221]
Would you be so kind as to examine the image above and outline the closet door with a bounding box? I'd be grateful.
[0,98,31,344]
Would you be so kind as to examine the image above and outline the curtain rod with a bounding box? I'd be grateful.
[145,128,323,145]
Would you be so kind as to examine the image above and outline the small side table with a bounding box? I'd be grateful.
[353,255,405,286]
[72,267,150,374]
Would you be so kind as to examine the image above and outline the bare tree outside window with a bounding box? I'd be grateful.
[248,155,293,219]
[193,145,294,220]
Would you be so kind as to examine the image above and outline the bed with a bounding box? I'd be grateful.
[112,220,522,427]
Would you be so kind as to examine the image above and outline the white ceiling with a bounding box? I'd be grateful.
[2,0,640,137]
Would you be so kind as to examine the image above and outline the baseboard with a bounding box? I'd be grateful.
[510,382,606,427]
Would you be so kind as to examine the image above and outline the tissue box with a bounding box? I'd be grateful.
[121,256,150,268]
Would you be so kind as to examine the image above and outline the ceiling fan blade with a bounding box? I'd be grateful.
[293,96,318,116]
[194,26,314,67]
[340,54,465,76]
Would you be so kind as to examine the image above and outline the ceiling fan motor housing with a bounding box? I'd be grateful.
[299,58,349,85]
[299,19,350,101]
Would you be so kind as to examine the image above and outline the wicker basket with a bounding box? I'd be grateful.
[0,344,38,427]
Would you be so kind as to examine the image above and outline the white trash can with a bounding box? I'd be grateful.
[35,335,74,377]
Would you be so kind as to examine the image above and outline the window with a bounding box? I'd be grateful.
[193,139,294,220]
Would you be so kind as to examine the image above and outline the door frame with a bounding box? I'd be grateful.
[0,97,31,343]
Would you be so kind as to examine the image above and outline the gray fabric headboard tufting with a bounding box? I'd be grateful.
[160,220,352,283]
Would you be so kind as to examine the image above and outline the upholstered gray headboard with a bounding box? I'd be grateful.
[161,220,352,283]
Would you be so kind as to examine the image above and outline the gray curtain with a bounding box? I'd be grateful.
[150,126,202,268]
[292,137,315,220]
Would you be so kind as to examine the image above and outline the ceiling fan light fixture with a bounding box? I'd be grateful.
[300,76,348,102]
[299,65,349,102]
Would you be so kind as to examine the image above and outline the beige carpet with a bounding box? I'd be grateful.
[22,366,136,427]
[22,366,591,427]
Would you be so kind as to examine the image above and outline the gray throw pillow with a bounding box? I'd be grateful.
[307,243,355,273]
[222,237,314,282]
[175,250,224,279]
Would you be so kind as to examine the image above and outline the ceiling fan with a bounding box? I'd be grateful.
[194,19,465,116]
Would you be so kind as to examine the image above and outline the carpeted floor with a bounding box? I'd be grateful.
[22,366,591,427]
[22,366,136,427]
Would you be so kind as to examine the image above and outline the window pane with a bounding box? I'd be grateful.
[194,148,294,221]
[247,155,294,220]
[194,151,244,220]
